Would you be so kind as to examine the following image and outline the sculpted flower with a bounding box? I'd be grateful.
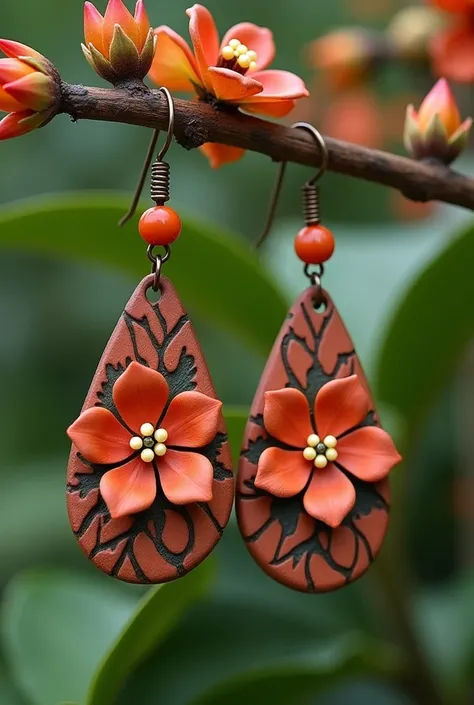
[149,3,309,167]
[67,362,221,519]
[427,0,474,82]
[254,375,401,528]
[0,39,59,141]
[82,0,156,84]
[404,78,472,164]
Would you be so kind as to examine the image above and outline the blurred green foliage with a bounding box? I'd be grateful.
[0,1,473,705]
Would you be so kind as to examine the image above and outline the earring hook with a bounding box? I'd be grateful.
[255,122,329,249]
[119,86,175,227]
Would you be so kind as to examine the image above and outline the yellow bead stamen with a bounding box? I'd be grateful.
[303,446,317,461]
[154,428,168,443]
[220,38,258,73]
[303,432,339,467]
[307,434,320,447]
[315,455,328,469]
[129,425,170,460]
[129,436,143,450]
[141,448,155,463]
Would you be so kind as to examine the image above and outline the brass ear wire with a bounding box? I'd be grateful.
[119,86,175,227]
[256,122,329,249]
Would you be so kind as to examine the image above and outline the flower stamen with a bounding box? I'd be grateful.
[217,38,258,74]
[302,433,338,467]
[130,423,169,461]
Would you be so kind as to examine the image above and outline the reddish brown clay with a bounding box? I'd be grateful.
[67,275,234,584]
[236,287,390,593]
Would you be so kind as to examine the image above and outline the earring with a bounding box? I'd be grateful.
[236,123,402,594]
[66,88,234,584]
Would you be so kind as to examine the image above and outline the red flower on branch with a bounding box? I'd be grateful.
[149,3,309,167]
[254,375,401,528]
[0,40,59,141]
[428,0,474,82]
[67,362,222,519]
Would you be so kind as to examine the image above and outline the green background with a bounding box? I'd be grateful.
[0,1,473,704]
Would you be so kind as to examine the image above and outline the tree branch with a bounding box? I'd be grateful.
[60,83,474,212]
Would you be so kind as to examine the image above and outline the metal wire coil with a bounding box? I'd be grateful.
[150,160,170,204]
[302,183,321,225]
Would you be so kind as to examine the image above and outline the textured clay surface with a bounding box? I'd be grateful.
[236,287,390,593]
[67,275,234,583]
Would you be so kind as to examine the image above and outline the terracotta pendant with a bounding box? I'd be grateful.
[67,275,234,584]
[236,287,401,593]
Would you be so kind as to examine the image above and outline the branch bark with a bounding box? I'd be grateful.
[60,83,474,212]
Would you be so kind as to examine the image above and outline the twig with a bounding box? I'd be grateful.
[59,83,474,211]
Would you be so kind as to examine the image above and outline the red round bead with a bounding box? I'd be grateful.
[294,224,335,265]
[138,206,182,246]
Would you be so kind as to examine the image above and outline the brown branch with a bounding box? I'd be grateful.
[60,83,474,211]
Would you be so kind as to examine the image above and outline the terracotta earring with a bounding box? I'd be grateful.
[66,88,234,584]
[236,123,402,593]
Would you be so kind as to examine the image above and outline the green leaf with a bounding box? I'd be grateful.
[187,637,399,705]
[0,658,28,705]
[224,406,247,465]
[0,193,288,356]
[87,561,212,705]
[376,224,474,432]
[2,561,213,705]
[415,571,474,701]
[1,570,137,705]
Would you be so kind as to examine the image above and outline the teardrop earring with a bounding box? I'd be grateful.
[66,88,234,584]
[236,123,402,594]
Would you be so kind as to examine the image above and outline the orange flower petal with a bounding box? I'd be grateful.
[112,362,169,434]
[431,25,474,84]
[149,27,201,93]
[0,39,45,62]
[243,99,296,118]
[158,449,213,504]
[100,457,156,518]
[4,73,53,111]
[199,142,246,168]
[162,391,222,448]
[208,66,262,101]
[0,86,25,112]
[0,110,41,140]
[314,375,369,441]
[84,2,106,56]
[0,58,34,83]
[263,388,313,447]
[303,465,356,527]
[241,70,309,103]
[221,22,275,71]
[134,0,150,50]
[255,447,312,497]
[103,0,140,54]
[186,3,220,92]
[336,426,402,482]
[67,406,131,464]
[428,0,472,11]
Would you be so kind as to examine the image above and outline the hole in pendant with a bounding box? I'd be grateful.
[146,284,162,304]
[312,291,327,313]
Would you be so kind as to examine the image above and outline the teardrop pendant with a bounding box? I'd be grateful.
[67,275,234,584]
[236,287,399,593]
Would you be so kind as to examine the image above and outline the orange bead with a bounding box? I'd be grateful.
[294,224,335,265]
[138,206,182,246]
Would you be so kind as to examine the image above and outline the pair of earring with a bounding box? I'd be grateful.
[66,89,401,594]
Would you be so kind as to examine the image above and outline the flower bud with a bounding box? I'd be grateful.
[0,39,60,141]
[82,0,156,85]
[404,79,472,164]
[309,28,384,90]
